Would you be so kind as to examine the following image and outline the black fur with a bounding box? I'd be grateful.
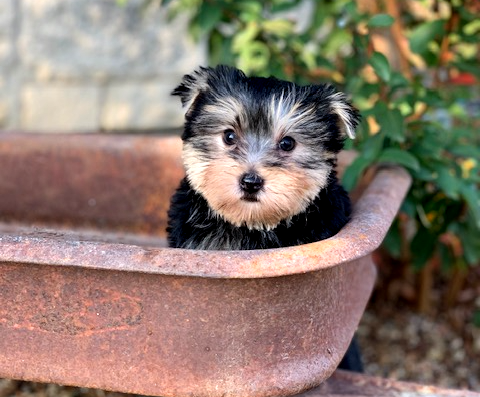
[174,65,354,154]
[167,65,363,371]
[168,173,351,250]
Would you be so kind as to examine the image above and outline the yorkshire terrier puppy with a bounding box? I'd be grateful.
[167,65,359,251]
[167,65,363,371]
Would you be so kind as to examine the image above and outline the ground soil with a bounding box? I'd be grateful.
[1,262,479,397]
[357,259,480,392]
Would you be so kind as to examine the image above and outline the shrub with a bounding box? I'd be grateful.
[157,0,479,308]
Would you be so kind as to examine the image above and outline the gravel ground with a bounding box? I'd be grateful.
[358,261,480,392]
[358,302,480,391]
[1,265,479,397]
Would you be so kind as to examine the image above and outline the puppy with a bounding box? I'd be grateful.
[167,65,363,371]
[167,65,359,251]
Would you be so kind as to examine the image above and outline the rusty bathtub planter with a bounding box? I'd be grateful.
[0,133,411,397]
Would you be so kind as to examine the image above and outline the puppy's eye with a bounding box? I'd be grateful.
[223,129,237,145]
[279,136,296,151]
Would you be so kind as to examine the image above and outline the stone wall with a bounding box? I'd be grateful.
[0,0,206,132]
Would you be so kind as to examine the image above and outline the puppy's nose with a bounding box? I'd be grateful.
[240,172,264,194]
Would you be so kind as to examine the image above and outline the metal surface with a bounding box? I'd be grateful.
[0,133,184,237]
[0,133,411,397]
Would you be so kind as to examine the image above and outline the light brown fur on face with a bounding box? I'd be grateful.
[183,137,330,230]
[270,91,314,138]
[169,65,359,250]
[178,76,354,231]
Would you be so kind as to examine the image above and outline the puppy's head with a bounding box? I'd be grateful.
[173,65,359,230]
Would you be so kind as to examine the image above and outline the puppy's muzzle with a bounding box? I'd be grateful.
[240,172,264,195]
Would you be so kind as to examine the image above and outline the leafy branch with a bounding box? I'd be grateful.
[155,0,479,309]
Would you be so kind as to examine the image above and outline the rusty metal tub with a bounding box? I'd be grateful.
[0,133,411,397]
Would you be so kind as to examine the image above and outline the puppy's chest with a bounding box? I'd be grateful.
[168,178,351,250]
[182,207,327,250]
[184,222,287,250]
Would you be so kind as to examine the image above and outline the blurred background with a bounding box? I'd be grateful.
[0,0,479,395]
[0,0,205,132]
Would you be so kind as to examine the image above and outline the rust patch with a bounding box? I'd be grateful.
[0,266,143,336]
[0,133,184,237]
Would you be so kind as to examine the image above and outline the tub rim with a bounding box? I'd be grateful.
[0,163,411,279]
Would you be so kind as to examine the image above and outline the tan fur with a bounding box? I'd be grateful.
[179,86,347,230]
[270,92,315,139]
[328,92,357,139]
[184,140,330,230]
[171,66,358,246]
[203,97,245,126]
[182,142,213,193]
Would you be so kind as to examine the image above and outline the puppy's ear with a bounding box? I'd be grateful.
[172,67,213,112]
[327,91,360,140]
[172,65,247,114]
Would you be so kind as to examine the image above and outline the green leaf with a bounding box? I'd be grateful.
[262,19,294,37]
[311,1,329,30]
[377,148,420,171]
[401,195,416,218]
[459,184,480,229]
[342,155,375,191]
[389,71,409,90]
[362,132,385,161]
[374,103,405,142]
[368,14,395,28]
[449,144,480,159]
[324,30,353,58]
[452,60,480,79]
[383,221,402,258]
[234,1,262,22]
[457,224,480,265]
[474,310,480,328]
[238,41,270,73]
[409,130,443,160]
[300,47,317,71]
[411,227,437,270]
[352,31,369,55]
[422,89,444,107]
[344,1,360,21]
[409,19,445,55]
[196,2,223,33]
[210,32,235,66]
[386,108,405,142]
[439,243,456,272]
[232,22,260,53]
[369,51,391,82]
[271,0,302,13]
[413,165,436,181]
[463,19,480,36]
[436,166,460,199]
